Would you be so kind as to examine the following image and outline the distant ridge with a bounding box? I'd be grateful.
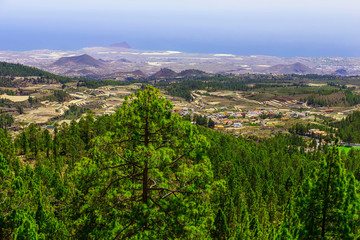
[266,62,316,74]
[149,68,208,79]
[151,68,178,78]
[332,69,348,76]
[178,69,207,77]
[108,42,131,49]
[53,54,104,68]
[117,58,132,63]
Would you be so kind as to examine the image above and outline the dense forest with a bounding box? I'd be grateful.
[304,89,360,107]
[1,86,359,239]
[0,62,72,83]
[335,111,360,143]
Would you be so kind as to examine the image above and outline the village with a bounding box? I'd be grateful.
[166,89,358,139]
[1,83,360,141]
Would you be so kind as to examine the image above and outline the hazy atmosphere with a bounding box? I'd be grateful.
[2,1,360,240]
[1,0,359,57]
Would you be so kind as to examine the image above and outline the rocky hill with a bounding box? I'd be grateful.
[265,62,317,74]
[150,68,178,78]
[53,54,104,68]
[332,69,348,76]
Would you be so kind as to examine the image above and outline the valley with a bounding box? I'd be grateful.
[2,62,360,146]
[2,61,360,239]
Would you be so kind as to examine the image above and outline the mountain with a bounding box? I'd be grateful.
[129,70,146,77]
[265,62,317,74]
[108,42,131,49]
[2,46,360,76]
[53,54,104,68]
[332,69,348,76]
[150,68,178,78]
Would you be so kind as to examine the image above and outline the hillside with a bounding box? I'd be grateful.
[0,61,72,82]
[64,69,98,77]
[265,62,317,74]
[332,68,348,76]
[150,68,178,78]
[53,54,104,68]
[2,86,360,239]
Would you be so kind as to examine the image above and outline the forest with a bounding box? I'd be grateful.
[0,62,72,83]
[335,111,360,143]
[1,86,359,239]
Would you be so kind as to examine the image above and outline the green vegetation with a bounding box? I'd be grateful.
[0,62,72,83]
[340,146,360,154]
[42,90,70,103]
[304,89,360,107]
[0,113,14,129]
[193,114,215,128]
[0,86,360,239]
[289,122,334,135]
[0,89,16,96]
[335,111,360,143]
[288,145,359,239]
[53,104,89,121]
[156,74,360,106]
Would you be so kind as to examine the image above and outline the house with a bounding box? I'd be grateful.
[234,123,242,128]
[308,129,327,137]
[215,125,224,130]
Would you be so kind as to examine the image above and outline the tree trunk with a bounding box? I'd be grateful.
[142,108,149,204]
[321,151,333,238]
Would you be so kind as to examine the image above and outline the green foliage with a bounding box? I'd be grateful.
[335,111,360,143]
[305,89,360,107]
[55,104,89,120]
[289,122,333,136]
[155,74,360,103]
[287,146,360,239]
[2,86,360,239]
[43,90,69,103]
[0,62,72,83]
[71,86,213,238]
[0,113,14,129]
[194,114,209,127]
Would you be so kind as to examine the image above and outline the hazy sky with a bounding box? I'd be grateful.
[0,0,359,57]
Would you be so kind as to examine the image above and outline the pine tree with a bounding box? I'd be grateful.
[212,208,230,239]
[291,145,360,239]
[72,86,213,239]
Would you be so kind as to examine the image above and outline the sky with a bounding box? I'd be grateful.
[0,0,359,57]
